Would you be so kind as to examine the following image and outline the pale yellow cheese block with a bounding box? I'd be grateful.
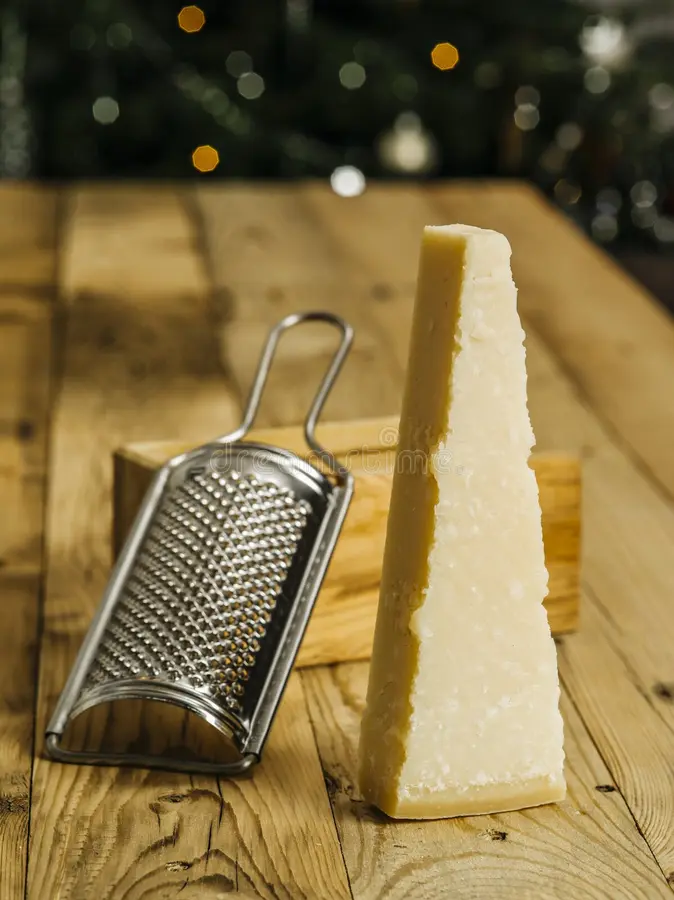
[359,225,566,819]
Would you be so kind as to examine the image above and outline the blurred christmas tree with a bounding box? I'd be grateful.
[4,0,674,254]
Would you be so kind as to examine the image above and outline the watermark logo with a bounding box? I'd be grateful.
[207,426,468,478]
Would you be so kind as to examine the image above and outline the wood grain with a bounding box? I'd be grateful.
[302,662,671,899]
[0,185,57,900]
[113,421,580,665]
[26,186,350,900]
[197,184,405,424]
[559,599,674,886]
[523,325,674,878]
[6,179,674,897]
[0,183,59,289]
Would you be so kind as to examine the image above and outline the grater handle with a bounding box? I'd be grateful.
[216,311,354,479]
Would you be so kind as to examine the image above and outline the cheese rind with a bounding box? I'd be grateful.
[359,225,565,819]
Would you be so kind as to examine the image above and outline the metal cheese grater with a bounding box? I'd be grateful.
[46,311,354,775]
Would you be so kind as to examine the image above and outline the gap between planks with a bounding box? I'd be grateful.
[0,184,59,900]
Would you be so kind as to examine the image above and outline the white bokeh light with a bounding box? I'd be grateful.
[580,17,630,68]
[514,85,540,107]
[237,72,265,100]
[330,165,366,198]
[513,103,540,131]
[378,112,438,174]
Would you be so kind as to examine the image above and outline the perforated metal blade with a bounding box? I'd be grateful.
[46,312,354,775]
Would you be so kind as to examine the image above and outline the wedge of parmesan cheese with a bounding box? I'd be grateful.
[359,225,565,819]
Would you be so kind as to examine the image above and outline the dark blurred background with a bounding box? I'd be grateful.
[4,0,674,308]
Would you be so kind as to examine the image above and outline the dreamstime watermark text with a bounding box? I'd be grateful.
[208,426,467,478]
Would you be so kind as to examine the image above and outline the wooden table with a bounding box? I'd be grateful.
[2,181,674,899]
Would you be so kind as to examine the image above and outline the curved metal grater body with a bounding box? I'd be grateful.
[82,466,312,718]
[45,310,355,775]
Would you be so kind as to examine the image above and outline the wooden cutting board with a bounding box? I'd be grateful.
[113,415,581,667]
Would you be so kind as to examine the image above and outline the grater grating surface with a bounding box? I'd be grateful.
[85,468,311,706]
[46,312,354,775]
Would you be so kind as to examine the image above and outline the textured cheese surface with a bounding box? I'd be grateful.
[359,224,566,819]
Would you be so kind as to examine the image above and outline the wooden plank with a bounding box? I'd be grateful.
[559,599,674,887]
[302,662,672,899]
[196,184,404,424]
[113,424,580,664]
[26,186,350,900]
[0,186,57,900]
[523,326,674,876]
[0,183,58,289]
[301,182,429,286]
[432,181,674,500]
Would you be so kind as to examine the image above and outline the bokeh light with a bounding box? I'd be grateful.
[584,66,611,94]
[339,61,366,90]
[378,111,438,174]
[192,145,219,172]
[178,6,205,34]
[630,180,657,208]
[431,43,459,71]
[649,83,674,111]
[592,213,618,242]
[92,96,119,124]
[237,72,265,100]
[597,187,622,214]
[107,23,132,49]
[580,16,629,69]
[556,122,583,151]
[330,165,365,197]
[540,144,566,174]
[654,216,674,242]
[514,85,540,107]
[226,50,252,78]
[513,103,539,131]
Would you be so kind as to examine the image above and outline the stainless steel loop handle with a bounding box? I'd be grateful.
[217,311,354,479]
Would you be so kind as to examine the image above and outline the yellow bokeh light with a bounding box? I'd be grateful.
[192,145,219,173]
[178,6,205,33]
[431,42,459,71]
